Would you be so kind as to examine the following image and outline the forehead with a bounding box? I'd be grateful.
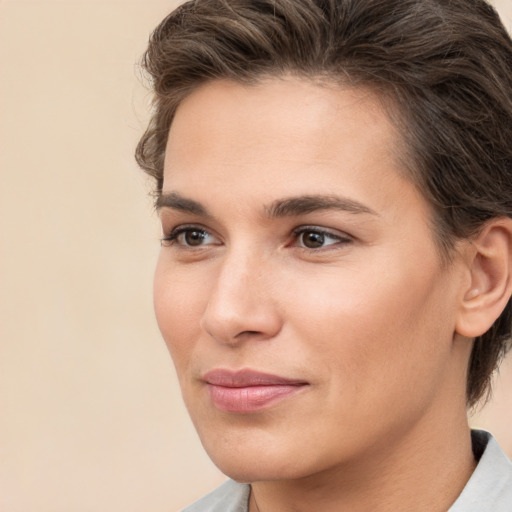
[164,77,405,192]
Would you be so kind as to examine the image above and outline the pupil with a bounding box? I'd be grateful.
[185,230,205,246]
[303,232,324,248]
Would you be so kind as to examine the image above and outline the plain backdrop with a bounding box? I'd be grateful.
[0,1,511,511]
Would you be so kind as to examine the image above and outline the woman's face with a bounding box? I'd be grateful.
[154,78,469,481]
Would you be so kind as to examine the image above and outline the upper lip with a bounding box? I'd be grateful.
[203,369,308,387]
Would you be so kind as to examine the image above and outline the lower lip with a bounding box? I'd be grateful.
[207,384,306,413]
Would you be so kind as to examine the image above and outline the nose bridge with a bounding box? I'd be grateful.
[200,244,280,343]
[213,249,256,309]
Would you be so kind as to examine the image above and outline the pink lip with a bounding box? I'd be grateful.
[203,369,308,413]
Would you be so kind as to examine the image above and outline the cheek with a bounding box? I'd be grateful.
[153,257,208,367]
[283,256,454,389]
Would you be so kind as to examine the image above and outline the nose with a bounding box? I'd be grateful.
[200,250,283,345]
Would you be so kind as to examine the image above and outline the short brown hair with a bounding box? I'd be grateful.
[136,0,512,407]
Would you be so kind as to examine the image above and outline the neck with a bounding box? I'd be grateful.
[249,412,476,512]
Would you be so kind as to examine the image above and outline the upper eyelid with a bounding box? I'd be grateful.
[162,223,211,236]
[292,225,353,239]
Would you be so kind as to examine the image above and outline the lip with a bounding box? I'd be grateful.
[202,369,309,413]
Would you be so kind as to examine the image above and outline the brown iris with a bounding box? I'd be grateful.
[184,230,207,246]
[301,231,325,248]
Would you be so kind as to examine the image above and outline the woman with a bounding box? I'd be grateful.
[136,0,512,510]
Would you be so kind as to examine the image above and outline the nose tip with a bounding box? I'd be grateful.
[199,257,282,345]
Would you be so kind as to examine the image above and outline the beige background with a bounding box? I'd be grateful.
[0,1,511,511]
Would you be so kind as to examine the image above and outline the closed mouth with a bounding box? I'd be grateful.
[202,368,309,413]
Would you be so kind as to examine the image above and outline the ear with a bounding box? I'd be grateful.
[456,218,512,338]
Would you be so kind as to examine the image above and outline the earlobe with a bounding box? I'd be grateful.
[456,218,512,338]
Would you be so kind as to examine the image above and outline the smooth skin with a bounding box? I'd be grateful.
[154,78,512,511]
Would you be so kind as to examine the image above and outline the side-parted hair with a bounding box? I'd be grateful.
[135,0,512,407]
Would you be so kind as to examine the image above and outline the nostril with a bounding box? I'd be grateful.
[231,330,271,344]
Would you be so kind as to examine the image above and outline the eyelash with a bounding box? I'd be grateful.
[161,225,353,249]
[292,226,352,249]
[161,224,214,247]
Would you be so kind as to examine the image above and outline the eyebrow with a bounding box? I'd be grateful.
[265,195,378,218]
[156,192,377,218]
[155,192,209,216]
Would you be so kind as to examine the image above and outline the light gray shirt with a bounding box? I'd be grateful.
[182,430,512,511]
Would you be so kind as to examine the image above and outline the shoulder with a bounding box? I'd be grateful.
[449,430,512,511]
[181,479,251,512]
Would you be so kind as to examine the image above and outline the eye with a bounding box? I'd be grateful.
[161,225,220,247]
[293,227,351,249]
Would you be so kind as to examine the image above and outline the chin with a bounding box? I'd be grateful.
[192,416,309,482]
[199,432,320,484]
[210,453,305,484]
